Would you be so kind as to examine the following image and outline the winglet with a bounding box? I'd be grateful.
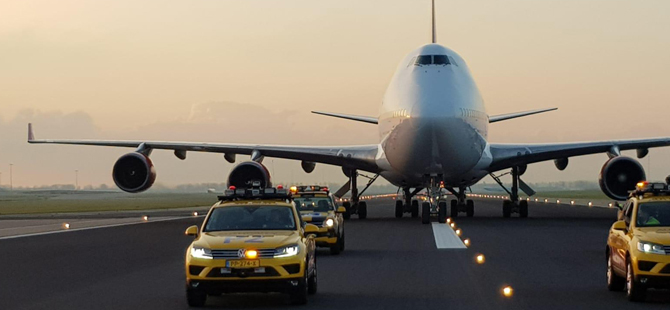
[28,123,35,142]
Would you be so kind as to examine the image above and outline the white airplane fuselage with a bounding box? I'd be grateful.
[375,44,493,188]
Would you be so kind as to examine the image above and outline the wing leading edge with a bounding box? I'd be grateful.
[489,137,670,172]
[27,123,380,173]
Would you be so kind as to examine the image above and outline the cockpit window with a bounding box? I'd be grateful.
[414,55,452,66]
[433,55,449,65]
[416,55,432,65]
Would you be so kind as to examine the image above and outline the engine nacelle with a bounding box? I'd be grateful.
[227,161,272,189]
[599,156,646,201]
[112,152,157,193]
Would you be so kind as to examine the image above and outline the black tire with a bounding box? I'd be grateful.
[626,260,646,302]
[395,200,403,218]
[607,252,625,291]
[339,230,345,252]
[342,202,351,220]
[290,268,309,305]
[411,200,419,218]
[519,200,528,218]
[438,201,447,223]
[502,200,512,218]
[308,256,318,295]
[450,199,459,218]
[329,239,341,255]
[466,199,474,217]
[358,202,367,219]
[421,202,430,224]
[186,289,207,307]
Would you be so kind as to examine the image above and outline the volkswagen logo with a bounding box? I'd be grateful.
[237,249,246,258]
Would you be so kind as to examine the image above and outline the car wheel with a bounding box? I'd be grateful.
[308,257,318,295]
[186,289,207,307]
[290,268,309,305]
[329,236,341,255]
[607,253,625,291]
[411,200,419,218]
[358,202,367,219]
[339,230,345,252]
[438,201,447,223]
[626,259,646,302]
[395,200,403,218]
[421,202,430,224]
[342,202,351,220]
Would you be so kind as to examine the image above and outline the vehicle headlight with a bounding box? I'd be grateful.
[637,241,666,255]
[275,244,300,258]
[190,246,213,259]
[325,219,334,227]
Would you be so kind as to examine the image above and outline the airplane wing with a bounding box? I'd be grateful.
[488,108,557,123]
[311,111,378,124]
[27,123,380,173]
[488,137,670,172]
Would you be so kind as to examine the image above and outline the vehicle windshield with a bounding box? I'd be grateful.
[636,202,670,227]
[294,196,333,212]
[203,205,296,231]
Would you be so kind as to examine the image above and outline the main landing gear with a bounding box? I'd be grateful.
[490,166,534,218]
[446,186,475,219]
[395,187,422,219]
[341,169,379,220]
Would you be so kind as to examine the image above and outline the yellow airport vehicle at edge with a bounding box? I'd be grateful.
[606,181,670,302]
[291,185,347,255]
[184,186,319,307]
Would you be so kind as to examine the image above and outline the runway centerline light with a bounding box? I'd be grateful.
[455,229,462,236]
[476,254,485,264]
[450,222,456,228]
[502,286,513,297]
[463,239,470,247]
[446,218,452,224]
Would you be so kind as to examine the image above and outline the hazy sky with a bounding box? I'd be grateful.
[1,0,670,188]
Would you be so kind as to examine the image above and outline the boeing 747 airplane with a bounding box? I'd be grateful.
[28,1,670,223]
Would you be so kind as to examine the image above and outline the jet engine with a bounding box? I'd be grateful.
[112,152,157,193]
[599,156,646,200]
[227,161,272,188]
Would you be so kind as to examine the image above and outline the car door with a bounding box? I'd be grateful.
[613,201,635,273]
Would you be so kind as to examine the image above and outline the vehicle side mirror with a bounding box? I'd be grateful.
[304,224,319,235]
[612,220,627,231]
[185,225,199,237]
[336,206,347,213]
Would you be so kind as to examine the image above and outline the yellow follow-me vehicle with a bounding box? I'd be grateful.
[606,180,670,302]
[291,185,347,255]
[184,186,319,307]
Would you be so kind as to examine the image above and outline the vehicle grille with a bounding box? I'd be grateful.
[210,249,276,259]
[311,221,324,227]
[660,264,670,274]
[207,267,280,278]
[665,246,670,255]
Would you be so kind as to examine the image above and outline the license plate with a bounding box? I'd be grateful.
[226,260,260,268]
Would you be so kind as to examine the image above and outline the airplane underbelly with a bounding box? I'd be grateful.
[383,117,485,183]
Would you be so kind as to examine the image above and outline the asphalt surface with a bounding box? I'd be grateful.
[1,198,668,309]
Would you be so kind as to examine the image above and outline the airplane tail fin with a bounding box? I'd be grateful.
[431,0,437,43]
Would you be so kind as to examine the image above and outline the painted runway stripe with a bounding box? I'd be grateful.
[432,223,467,249]
[0,215,204,241]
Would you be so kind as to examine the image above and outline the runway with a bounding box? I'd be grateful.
[1,198,668,309]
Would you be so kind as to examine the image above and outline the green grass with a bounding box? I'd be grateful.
[0,191,217,215]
